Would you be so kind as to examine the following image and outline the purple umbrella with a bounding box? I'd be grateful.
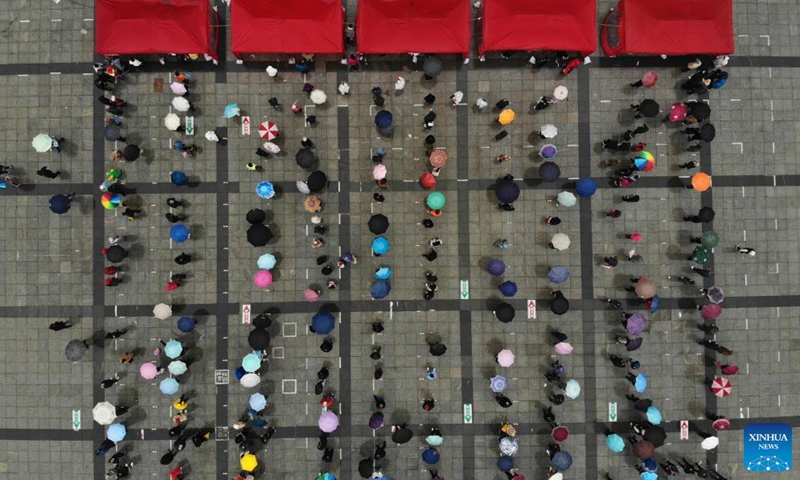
[625,313,648,336]
[487,259,506,276]
[369,411,384,430]
[318,412,339,433]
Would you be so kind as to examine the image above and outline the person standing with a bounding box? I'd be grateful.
[37,166,61,178]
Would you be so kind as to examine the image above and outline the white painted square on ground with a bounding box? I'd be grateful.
[281,322,297,338]
[282,379,297,394]
[272,346,285,359]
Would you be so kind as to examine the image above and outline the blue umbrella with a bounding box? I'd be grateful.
[371,236,390,255]
[548,266,570,284]
[642,457,658,473]
[242,353,262,372]
[486,259,506,276]
[106,423,126,442]
[499,281,517,297]
[177,316,196,333]
[256,181,275,199]
[164,339,183,359]
[575,178,597,197]
[224,103,240,118]
[497,455,514,472]
[635,373,648,393]
[646,406,662,425]
[48,194,71,214]
[249,392,267,411]
[375,267,392,280]
[235,366,246,380]
[371,280,391,299]
[648,295,661,313]
[490,375,508,393]
[257,253,277,270]
[640,472,658,480]
[539,144,557,159]
[496,179,520,203]
[539,161,561,182]
[159,377,179,395]
[312,311,336,334]
[317,474,336,480]
[170,224,190,243]
[606,434,625,452]
[421,448,440,465]
[551,451,573,471]
[375,110,393,128]
[170,171,187,186]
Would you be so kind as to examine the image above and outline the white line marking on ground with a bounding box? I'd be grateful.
[760,34,771,46]
[732,142,743,154]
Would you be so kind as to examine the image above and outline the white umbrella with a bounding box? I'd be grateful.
[172,97,190,112]
[551,233,571,251]
[240,373,261,388]
[262,142,281,154]
[557,191,577,207]
[153,303,172,320]
[169,82,187,95]
[701,436,719,450]
[540,124,558,138]
[92,402,117,425]
[564,379,581,399]
[266,65,278,77]
[309,89,327,105]
[168,360,188,376]
[499,437,519,455]
[296,181,311,194]
[553,85,569,101]
[394,76,406,90]
[338,82,350,95]
[32,133,53,153]
[164,113,181,131]
[204,130,220,142]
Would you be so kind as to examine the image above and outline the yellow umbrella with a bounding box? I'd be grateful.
[498,109,516,125]
[240,453,258,471]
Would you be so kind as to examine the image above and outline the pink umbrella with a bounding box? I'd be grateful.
[701,304,722,321]
[303,288,320,303]
[254,270,273,289]
[373,164,387,180]
[554,342,573,355]
[139,362,158,380]
[668,103,688,122]
[318,411,339,433]
[497,349,515,367]
[642,71,658,88]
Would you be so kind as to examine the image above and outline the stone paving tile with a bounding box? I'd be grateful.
[0,440,94,479]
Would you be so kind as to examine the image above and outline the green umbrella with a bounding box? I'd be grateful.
[700,230,719,249]
[691,247,709,264]
[426,192,446,210]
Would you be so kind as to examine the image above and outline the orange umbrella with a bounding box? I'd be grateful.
[691,172,712,191]
[498,109,516,125]
[429,149,448,168]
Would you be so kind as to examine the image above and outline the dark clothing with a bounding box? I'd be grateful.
[320,339,333,352]
[374,395,386,409]
[255,148,271,158]
[423,112,437,124]
[49,321,71,331]
[37,166,60,178]
[165,213,185,223]
[167,198,182,208]
[425,135,436,145]
[268,97,279,108]
[424,94,436,104]
[606,209,622,218]
[495,395,513,408]
[301,138,313,148]
[423,250,438,261]
[549,394,565,405]
[622,195,640,202]
[692,267,713,277]
[100,378,118,388]
[495,130,509,141]
[175,253,191,265]
[496,99,510,110]
[422,219,434,228]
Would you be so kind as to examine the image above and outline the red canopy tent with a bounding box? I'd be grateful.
[356,0,470,55]
[601,0,734,56]
[480,0,596,56]
[231,0,344,57]
[96,0,219,60]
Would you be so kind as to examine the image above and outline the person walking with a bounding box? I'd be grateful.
[100,374,119,389]
[602,257,619,269]
[166,198,183,208]
[622,194,640,202]
[105,277,122,287]
[49,320,72,331]
[606,209,622,218]
[735,245,756,256]
[714,361,739,375]
[697,339,733,355]
[423,250,438,262]
[175,252,191,265]
[105,329,127,339]
[692,267,714,277]
[118,352,135,363]
[679,160,699,169]
[121,208,141,221]
[37,166,61,178]
[165,212,186,223]
[495,393,513,408]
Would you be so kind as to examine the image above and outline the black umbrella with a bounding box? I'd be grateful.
[539,161,560,183]
[550,297,570,315]
[494,302,515,323]
[65,339,88,361]
[698,123,716,142]
[252,313,272,329]
[358,458,373,478]
[307,171,327,193]
[368,214,389,235]
[106,245,127,263]
[48,194,71,214]
[626,337,643,351]
[246,208,266,225]
[643,425,667,447]
[688,101,711,120]
[633,398,653,413]
[422,57,443,79]
[295,148,317,170]
[428,342,447,356]
[122,144,141,161]
[247,224,273,247]
[496,179,520,203]
[248,328,271,350]
[104,124,122,141]
[637,99,660,118]
[698,207,715,223]
[391,427,413,444]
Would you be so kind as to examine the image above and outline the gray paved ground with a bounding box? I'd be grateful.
[0,1,799,480]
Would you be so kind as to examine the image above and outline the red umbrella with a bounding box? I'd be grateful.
[632,440,655,459]
[712,418,731,431]
[701,304,722,321]
[710,376,732,398]
[642,71,658,88]
[668,103,688,122]
[258,121,279,140]
[551,425,569,442]
[420,172,437,189]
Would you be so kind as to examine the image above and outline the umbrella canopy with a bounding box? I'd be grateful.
[632,440,656,458]
[691,247,710,264]
[253,270,273,288]
[640,471,658,480]
[626,337,644,351]
[240,453,258,471]
[498,109,516,125]
[32,133,53,152]
[224,103,240,118]
[242,353,262,373]
[648,295,661,313]
[368,214,389,235]
[551,297,570,315]
[539,161,561,182]
[122,144,141,161]
[575,178,597,197]
[164,339,183,359]
[499,437,518,455]
[316,473,336,480]
[634,278,657,299]
[701,230,719,249]
[701,436,720,450]
[710,376,732,397]
[626,313,648,336]
[240,373,261,388]
[246,209,266,224]
[168,360,188,376]
[707,286,725,304]
[358,459,373,478]
[104,124,122,141]
[565,379,581,399]
[247,224,273,247]
[65,339,88,361]
[497,455,514,472]
[490,375,508,393]
[369,411,384,429]
[551,233,571,250]
[554,342,573,356]
[391,426,413,444]
[139,361,159,380]
[93,402,117,425]
[712,418,731,431]
[258,121,279,140]
[691,172,712,191]
[423,57,443,78]
[689,102,711,120]
[668,102,688,122]
[637,99,660,117]
[426,435,444,446]
[552,84,569,101]
[249,393,267,411]
[312,311,336,335]
[371,236,390,255]
[153,303,172,320]
[107,423,126,442]
[487,259,506,276]
[372,164,387,181]
[499,281,517,297]
[495,303,515,323]
[701,303,722,321]
[422,448,440,464]
[159,378,179,395]
[262,141,281,154]
[375,110,393,128]
[420,172,437,189]
[540,124,558,138]
[497,349,515,367]
[552,425,569,442]
[633,151,656,172]
[310,89,327,105]
[429,149,448,168]
[171,96,190,112]
[248,328,271,350]
[252,314,272,329]
[371,280,391,299]
[170,224,190,243]
[257,253,277,270]
[642,70,658,88]
[307,171,327,193]
[643,426,666,447]
[540,144,558,159]
[49,194,71,214]
[496,179,520,203]
[634,373,648,393]
[606,434,625,452]
[429,342,447,356]
[698,123,716,141]
[170,171,188,186]
[557,191,576,207]
[256,181,275,199]
[548,266,570,284]
[646,406,662,425]
[426,192,446,210]
[295,148,317,169]
[551,451,572,471]
[169,81,187,95]
[375,267,392,280]
[164,113,181,131]
[698,206,716,222]
[318,411,339,433]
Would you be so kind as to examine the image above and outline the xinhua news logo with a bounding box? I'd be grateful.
[744,423,792,472]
